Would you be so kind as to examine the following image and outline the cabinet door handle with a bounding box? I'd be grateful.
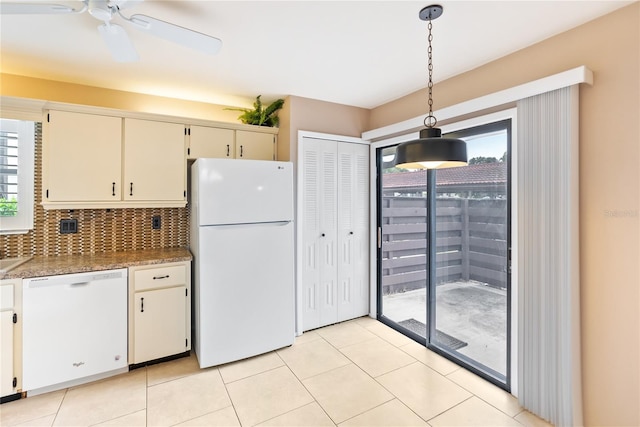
[240,145,243,157]
[153,275,170,280]
[321,233,326,237]
[140,297,144,313]
[112,182,116,196]
[226,144,230,157]
[129,182,133,196]
[349,231,354,235]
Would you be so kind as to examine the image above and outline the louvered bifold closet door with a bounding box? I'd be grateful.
[301,138,338,331]
[336,142,370,322]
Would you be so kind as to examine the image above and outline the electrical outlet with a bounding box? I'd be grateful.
[152,215,161,230]
[60,219,78,234]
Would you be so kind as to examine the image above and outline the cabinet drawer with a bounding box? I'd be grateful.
[134,265,186,291]
[0,285,14,311]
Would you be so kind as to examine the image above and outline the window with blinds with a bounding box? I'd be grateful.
[0,118,35,234]
[0,124,19,216]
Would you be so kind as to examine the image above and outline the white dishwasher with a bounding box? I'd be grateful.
[22,269,128,394]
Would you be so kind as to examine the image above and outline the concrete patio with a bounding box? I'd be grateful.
[382,281,507,375]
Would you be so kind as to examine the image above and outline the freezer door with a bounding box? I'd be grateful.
[193,158,293,225]
[194,221,294,368]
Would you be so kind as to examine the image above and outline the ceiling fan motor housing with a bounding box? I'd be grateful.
[88,0,113,22]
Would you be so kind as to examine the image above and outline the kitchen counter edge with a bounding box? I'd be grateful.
[0,248,193,280]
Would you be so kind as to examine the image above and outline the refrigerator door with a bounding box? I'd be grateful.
[193,158,293,225]
[194,221,294,368]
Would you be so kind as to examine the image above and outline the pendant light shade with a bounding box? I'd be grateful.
[395,127,467,169]
[394,4,467,170]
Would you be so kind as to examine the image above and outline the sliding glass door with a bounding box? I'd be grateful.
[378,145,429,341]
[377,119,511,388]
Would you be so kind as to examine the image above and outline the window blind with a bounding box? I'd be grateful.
[517,85,582,426]
[0,126,19,216]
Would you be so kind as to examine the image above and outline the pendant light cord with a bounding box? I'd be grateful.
[425,17,437,129]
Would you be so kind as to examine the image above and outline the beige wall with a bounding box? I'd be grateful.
[0,73,242,123]
[278,95,369,162]
[370,4,640,426]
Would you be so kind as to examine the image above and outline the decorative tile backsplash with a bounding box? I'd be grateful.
[0,123,189,258]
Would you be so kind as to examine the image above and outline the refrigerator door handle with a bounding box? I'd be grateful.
[207,220,292,229]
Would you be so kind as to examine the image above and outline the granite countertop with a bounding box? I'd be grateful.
[1,247,192,280]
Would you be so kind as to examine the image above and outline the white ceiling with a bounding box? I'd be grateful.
[0,0,634,109]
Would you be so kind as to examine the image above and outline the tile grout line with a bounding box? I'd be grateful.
[326,321,485,426]
[221,361,313,427]
[145,366,149,427]
[52,387,67,426]
[299,325,420,425]
[443,370,523,420]
[425,395,476,424]
[272,344,338,426]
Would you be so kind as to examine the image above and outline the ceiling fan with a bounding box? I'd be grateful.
[0,0,222,62]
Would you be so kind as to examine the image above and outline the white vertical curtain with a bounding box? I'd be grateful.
[517,86,582,426]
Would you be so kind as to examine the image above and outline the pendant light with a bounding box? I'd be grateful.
[395,5,467,169]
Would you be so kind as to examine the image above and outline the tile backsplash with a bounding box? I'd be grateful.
[0,123,189,258]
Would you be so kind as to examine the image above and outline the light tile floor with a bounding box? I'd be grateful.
[1,317,553,427]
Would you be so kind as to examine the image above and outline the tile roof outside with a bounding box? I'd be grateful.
[382,162,507,189]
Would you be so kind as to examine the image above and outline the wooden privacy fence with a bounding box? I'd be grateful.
[381,196,507,294]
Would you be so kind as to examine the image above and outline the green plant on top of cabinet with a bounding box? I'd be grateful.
[128,261,191,365]
[187,126,276,161]
[43,111,187,209]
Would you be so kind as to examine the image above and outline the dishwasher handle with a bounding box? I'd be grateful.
[24,269,127,288]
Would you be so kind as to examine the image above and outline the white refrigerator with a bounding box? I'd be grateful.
[191,158,294,368]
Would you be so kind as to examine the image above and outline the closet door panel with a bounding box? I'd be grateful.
[301,138,338,330]
[337,143,369,321]
[318,140,338,326]
[301,142,321,331]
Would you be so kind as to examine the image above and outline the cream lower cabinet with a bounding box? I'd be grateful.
[128,262,191,364]
[187,126,276,160]
[1,279,22,399]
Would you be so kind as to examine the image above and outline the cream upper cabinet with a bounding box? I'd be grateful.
[44,110,122,202]
[188,127,276,161]
[235,130,276,160]
[123,118,186,202]
[188,126,235,159]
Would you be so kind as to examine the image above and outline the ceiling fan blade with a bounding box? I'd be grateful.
[128,14,222,55]
[110,0,143,10]
[0,2,79,14]
[97,23,139,62]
